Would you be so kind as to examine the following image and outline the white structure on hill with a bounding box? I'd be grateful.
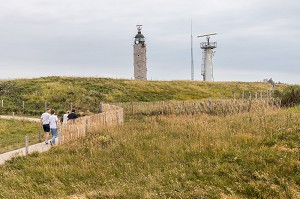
[197,33,217,82]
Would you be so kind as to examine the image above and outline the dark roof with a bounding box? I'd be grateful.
[135,33,145,38]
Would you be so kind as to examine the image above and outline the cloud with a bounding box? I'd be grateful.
[0,0,299,83]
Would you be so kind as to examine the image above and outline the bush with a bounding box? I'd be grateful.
[280,85,300,107]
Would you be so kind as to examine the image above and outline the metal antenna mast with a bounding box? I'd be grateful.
[191,20,194,80]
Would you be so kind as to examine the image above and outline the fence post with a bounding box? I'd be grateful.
[99,103,103,113]
[85,117,88,133]
[22,101,25,109]
[25,136,29,155]
[162,101,165,115]
[1,100,3,107]
[116,111,120,124]
[58,126,63,145]
[242,91,245,99]
[38,130,41,142]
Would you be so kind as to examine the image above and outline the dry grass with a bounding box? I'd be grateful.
[0,107,299,198]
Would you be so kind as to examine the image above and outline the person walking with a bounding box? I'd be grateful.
[62,111,70,124]
[40,108,51,144]
[49,109,59,145]
[67,109,78,124]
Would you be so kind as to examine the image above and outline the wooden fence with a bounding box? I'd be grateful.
[114,98,281,116]
[57,104,123,145]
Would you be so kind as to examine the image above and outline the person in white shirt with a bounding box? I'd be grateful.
[62,111,70,124]
[49,109,59,145]
[40,108,51,144]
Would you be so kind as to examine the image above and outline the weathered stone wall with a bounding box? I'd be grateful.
[133,44,147,80]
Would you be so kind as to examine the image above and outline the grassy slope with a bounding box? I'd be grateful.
[0,119,40,153]
[0,108,299,198]
[0,76,286,115]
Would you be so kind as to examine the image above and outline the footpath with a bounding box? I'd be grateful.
[0,115,52,165]
[0,115,40,122]
[0,141,53,165]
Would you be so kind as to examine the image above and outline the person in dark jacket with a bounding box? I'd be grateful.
[67,109,78,121]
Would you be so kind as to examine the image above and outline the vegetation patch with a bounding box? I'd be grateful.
[0,109,299,198]
[0,119,41,153]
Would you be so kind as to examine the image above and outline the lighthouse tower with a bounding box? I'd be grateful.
[133,25,147,80]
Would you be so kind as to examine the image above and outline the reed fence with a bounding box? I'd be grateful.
[58,104,123,145]
[115,98,281,116]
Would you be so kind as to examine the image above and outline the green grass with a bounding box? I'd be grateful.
[0,119,41,153]
[0,109,299,198]
[0,76,287,116]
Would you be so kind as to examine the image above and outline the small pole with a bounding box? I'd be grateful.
[99,103,103,113]
[38,130,41,142]
[22,101,25,109]
[71,102,73,111]
[25,136,29,155]
[1,100,3,107]
[162,101,165,115]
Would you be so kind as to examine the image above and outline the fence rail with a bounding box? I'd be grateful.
[114,98,281,116]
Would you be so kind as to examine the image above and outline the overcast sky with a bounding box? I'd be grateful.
[0,0,299,84]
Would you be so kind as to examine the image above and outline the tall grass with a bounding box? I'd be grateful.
[0,76,286,116]
[0,108,299,198]
[115,98,281,116]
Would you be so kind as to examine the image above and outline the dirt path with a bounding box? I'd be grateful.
[0,115,40,122]
[0,141,55,165]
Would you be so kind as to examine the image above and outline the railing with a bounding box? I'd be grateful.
[114,98,281,116]
[58,104,124,145]
[201,42,217,49]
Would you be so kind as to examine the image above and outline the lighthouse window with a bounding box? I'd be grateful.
[137,55,140,56]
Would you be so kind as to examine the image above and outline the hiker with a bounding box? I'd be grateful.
[67,109,78,122]
[40,108,51,145]
[49,109,59,145]
[62,111,70,124]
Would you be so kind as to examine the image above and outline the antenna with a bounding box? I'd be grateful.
[197,33,218,38]
[191,19,194,81]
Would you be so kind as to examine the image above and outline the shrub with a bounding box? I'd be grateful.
[280,85,300,107]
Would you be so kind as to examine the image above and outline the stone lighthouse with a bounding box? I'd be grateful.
[133,25,147,80]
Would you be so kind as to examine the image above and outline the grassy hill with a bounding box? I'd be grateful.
[0,77,299,198]
[0,76,286,116]
[0,107,299,198]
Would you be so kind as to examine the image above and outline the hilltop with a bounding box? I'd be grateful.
[0,76,286,115]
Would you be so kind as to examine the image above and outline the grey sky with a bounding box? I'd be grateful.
[0,0,299,83]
